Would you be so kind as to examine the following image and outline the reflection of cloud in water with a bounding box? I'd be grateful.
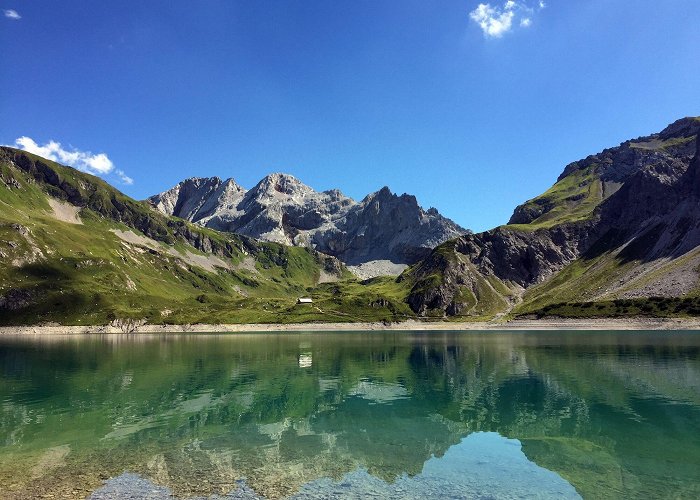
[348,379,408,404]
[294,432,581,499]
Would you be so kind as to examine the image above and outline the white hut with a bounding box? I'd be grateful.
[297,297,313,304]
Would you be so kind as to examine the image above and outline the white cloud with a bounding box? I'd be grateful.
[4,9,21,20]
[469,1,541,38]
[13,137,133,184]
[469,3,514,38]
[116,170,134,185]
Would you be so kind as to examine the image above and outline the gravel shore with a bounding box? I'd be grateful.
[1,317,700,335]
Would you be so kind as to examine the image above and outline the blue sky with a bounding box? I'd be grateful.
[1,1,699,232]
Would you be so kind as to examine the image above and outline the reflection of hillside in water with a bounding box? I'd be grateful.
[0,332,698,498]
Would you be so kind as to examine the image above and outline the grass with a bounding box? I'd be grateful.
[5,139,699,325]
[630,134,696,152]
[505,165,603,231]
[514,235,700,319]
[518,296,700,319]
[0,148,418,326]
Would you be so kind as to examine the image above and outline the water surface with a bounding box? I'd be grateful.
[0,331,698,498]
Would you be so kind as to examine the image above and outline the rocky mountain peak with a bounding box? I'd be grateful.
[322,188,349,201]
[377,185,393,196]
[150,173,467,268]
[555,118,699,184]
[190,176,221,186]
[362,186,418,206]
[222,177,245,190]
[252,173,312,198]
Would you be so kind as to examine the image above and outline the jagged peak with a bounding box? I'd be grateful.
[321,187,350,199]
[360,187,447,223]
[251,172,314,197]
[262,172,302,183]
[149,177,224,204]
[361,186,395,204]
[221,177,245,191]
[170,177,246,193]
[180,176,222,187]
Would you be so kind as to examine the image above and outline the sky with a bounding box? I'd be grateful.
[1,1,699,232]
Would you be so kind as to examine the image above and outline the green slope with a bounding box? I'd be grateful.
[515,245,700,318]
[505,164,604,231]
[0,148,414,326]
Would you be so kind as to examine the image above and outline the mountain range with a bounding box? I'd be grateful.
[1,116,699,326]
[148,174,466,270]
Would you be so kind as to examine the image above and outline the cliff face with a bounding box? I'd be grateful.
[150,175,467,265]
[406,117,700,316]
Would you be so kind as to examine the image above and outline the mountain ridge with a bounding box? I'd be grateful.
[406,116,700,318]
[149,173,468,267]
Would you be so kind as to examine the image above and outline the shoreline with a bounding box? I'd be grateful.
[1,317,700,334]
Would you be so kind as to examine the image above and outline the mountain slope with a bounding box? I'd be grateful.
[149,174,467,266]
[406,117,700,318]
[0,147,415,326]
[508,117,699,229]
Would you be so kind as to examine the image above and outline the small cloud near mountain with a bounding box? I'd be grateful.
[13,136,133,185]
[469,1,545,38]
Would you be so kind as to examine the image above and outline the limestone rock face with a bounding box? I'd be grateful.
[149,175,467,265]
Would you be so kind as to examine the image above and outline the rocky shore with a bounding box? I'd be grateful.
[1,317,699,335]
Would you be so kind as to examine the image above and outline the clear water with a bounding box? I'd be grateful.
[0,331,698,499]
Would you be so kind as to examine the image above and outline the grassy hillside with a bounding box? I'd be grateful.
[515,242,700,318]
[505,164,604,231]
[0,148,415,326]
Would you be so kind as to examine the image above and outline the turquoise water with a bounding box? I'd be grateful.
[0,331,698,498]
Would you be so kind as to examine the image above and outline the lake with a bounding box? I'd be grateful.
[0,331,698,499]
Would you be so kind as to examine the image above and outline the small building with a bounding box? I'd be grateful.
[297,297,313,304]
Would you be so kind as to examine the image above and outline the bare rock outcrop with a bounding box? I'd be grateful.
[150,174,467,265]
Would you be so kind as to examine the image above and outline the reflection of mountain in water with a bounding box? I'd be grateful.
[295,432,580,499]
[0,333,698,499]
[92,432,582,499]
